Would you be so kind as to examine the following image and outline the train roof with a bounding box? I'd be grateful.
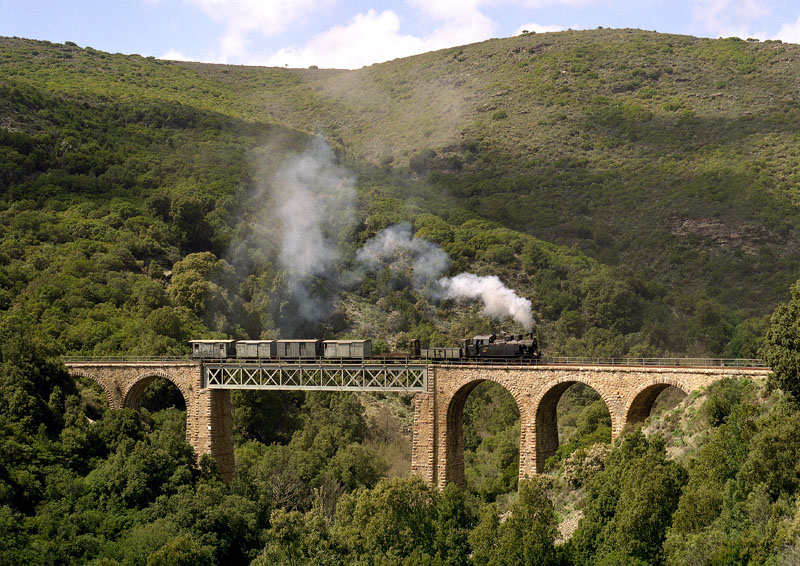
[189,339,236,344]
[322,339,371,344]
[276,339,321,343]
[237,339,275,343]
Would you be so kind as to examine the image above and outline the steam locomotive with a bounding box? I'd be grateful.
[190,333,539,361]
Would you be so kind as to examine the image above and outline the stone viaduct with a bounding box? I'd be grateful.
[411,364,768,487]
[65,361,235,481]
[64,360,769,486]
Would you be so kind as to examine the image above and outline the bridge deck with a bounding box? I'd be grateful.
[63,356,766,368]
[203,362,429,392]
[63,356,768,394]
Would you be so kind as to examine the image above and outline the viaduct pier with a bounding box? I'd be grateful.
[64,359,769,485]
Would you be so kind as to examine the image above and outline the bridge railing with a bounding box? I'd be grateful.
[535,357,768,368]
[63,356,192,362]
[61,356,768,369]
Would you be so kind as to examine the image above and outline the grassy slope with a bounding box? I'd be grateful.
[4,35,800,565]
[1,30,799,350]
[194,29,800,313]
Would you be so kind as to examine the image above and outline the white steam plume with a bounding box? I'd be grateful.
[438,273,534,330]
[356,223,534,329]
[356,222,450,288]
[270,138,356,321]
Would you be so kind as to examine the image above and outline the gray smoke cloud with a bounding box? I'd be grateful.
[274,139,355,277]
[438,273,534,330]
[356,223,534,329]
[268,138,356,322]
[356,222,450,288]
[235,139,532,335]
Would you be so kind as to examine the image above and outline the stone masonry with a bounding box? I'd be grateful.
[66,360,769,488]
[411,364,771,488]
[65,361,234,482]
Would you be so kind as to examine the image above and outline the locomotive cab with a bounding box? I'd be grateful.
[472,334,496,347]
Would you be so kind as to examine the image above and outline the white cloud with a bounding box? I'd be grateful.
[159,48,192,61]
[514,22,566,35]
[774,13,800,44]
[170,0,611,69]
[186,0,327,36]
[407,0,485,20]
[691,0,771,39]
[409,0,600,19]
[423,7,497,50]
[265,7,496,69]
[394,0,498,57]
[265,10,420,68]
[184,0,332,62]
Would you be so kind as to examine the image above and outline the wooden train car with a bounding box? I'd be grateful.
[275,339,322,359]
[236,340,276,359]
[323,339,372,358]
[189,333,538,361]
[420,347,462,360]
[189,340,236,359]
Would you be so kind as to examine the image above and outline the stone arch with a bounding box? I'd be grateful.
[66,369,121,409]
[443,376,523,487]
[623,377,690,427]
[122,370,190,411]
[533,376,616,473]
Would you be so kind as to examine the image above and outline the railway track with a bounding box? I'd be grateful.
[62,356,768,370]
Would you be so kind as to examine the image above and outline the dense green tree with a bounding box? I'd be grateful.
[739,405,800,500]
[85,414,196,509]
[149,481,263,564]
[570,429,687,565]
[686,297,736,356]
[580,272,640,334]
[495,479,561,566]
[252,509,340,566]
[725,316,769,359]
[434,484,475,566]
[661,381,800,565]
[763,280,800,403]
[332,477,438,562]
[145,533,215,566]
[468,505,500,566]
[325,443,387,491]
[167,252,237,332]
[5,31,800,566]
[232,390,303,444]
[701,377,758,427]
[668,397,758,538]
[0,505,35,565]
[596,447,686,564]
[462,381,521,501]
[99,518,181,566]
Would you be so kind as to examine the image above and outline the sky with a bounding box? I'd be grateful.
[3,1,800,69]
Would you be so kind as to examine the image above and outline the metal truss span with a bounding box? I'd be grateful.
[203,362,428,392]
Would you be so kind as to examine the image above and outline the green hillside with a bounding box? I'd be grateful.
[4,29,800,566]
[196,29,800,311]
[2,30,799,358]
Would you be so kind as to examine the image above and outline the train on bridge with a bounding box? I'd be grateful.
[190,333,540,362]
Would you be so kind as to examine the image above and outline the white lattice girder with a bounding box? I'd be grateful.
[202,363,428,392]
